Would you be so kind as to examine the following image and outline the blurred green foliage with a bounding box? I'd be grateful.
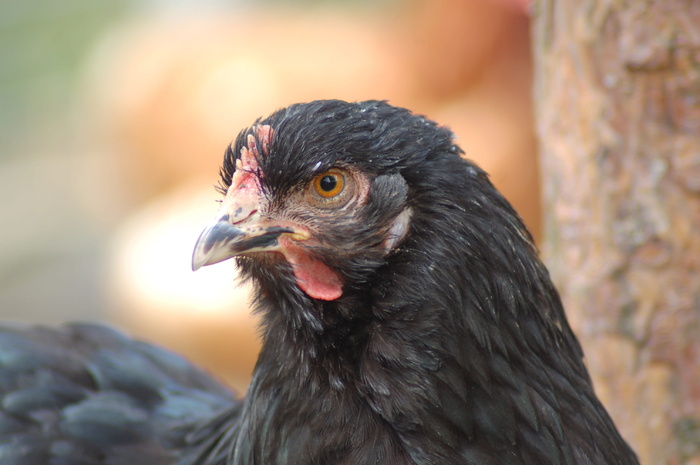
[0,0,133,159]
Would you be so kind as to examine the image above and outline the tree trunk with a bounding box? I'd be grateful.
[533,1,700,464]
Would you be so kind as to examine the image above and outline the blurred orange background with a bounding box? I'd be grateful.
[0,0,536,392]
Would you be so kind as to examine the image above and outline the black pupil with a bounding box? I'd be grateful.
[319,175,337,192]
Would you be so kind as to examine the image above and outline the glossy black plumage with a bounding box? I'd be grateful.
[0,100,639,464]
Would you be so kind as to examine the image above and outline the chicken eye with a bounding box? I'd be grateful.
[312,171,345,198]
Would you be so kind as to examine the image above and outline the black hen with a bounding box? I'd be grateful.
[0,100,638,464]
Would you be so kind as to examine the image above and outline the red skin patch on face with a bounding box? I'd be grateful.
[232,125,274,190]
[227,125,274,209]
[255,124,273,155]
[227,148,260,217]
[279,236,343,301]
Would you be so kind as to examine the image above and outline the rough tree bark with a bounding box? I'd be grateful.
[533,1,700,464]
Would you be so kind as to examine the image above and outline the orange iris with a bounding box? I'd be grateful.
[313,171,345,198]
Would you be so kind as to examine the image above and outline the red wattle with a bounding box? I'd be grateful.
[279,237,343,301]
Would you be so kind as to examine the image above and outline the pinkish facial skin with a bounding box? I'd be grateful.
[278,236,344,301]
[231,125,273,192]
[228,125,344,301]
[229,135,263,205]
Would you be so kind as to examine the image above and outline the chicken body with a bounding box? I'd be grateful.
[0,100,638,465]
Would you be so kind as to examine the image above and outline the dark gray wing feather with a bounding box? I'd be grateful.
[0,323,240,465]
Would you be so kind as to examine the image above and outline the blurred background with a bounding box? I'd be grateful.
[0,0,536,391]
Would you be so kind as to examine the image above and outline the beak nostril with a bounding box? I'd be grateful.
[231,209,258,225]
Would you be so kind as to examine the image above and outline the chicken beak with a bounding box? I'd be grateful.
[192,187,311,272]
[191,214,294,271]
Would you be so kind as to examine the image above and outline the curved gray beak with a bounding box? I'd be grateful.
[191,213,296,271]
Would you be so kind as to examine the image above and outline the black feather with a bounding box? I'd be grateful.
[216,144,238,197]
